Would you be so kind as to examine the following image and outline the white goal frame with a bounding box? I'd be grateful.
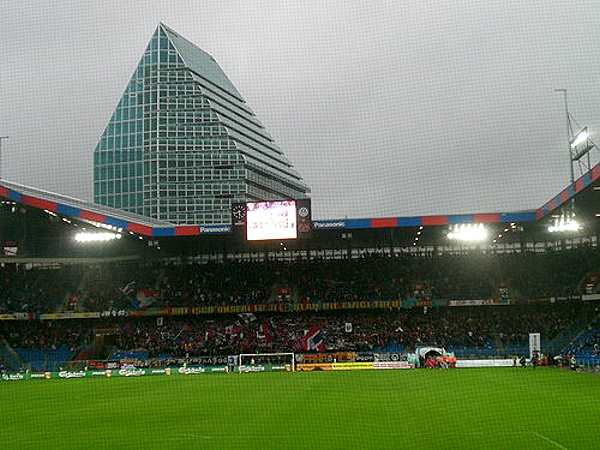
[238,352,295,372]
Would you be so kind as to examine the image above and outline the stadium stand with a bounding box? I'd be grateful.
[1,301,598,370]
[2,249,600,371]
[0,335,23,371]
[1,248,600,314]
[563,314,600,366]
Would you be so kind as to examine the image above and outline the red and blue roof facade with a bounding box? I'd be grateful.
[535,164,600,220]
[2,162,599,237]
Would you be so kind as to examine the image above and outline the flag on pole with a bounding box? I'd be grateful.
[120,281,136,296]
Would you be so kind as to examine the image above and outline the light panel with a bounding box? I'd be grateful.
[447,223,488,242]
[74,232,122,243]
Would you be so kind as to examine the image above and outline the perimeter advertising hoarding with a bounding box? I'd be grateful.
[295,361,414,371]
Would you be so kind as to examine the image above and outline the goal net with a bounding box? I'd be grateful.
[238,353,295,373]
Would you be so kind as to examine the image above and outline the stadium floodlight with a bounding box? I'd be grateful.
[547,215,581,233]
[447,223,488,242]
[91,222,124,233]
[570,127,589,149]
[74,232,122,243]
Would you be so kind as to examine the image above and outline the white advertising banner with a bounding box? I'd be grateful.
[455,359,514,368]
[372,361,413,369]
[529,333,541,359]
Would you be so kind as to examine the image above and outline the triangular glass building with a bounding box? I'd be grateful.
[93,23,309,225]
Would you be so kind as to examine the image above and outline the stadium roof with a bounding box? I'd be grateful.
[536,164,600,220]
[0,179,172,229]
[1,161,599,238]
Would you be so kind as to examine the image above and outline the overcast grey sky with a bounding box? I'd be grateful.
[2,0,600,219]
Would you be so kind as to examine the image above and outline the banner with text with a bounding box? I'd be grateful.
[0,300,402,321]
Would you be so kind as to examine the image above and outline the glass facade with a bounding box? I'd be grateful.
[93,24,309,225]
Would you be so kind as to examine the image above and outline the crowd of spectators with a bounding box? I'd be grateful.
[1,302,596,363]
[0,261,273,313]
[564,313,600,358]
[1,320,88,354]
[0,265,79,314]
[1,247,600,314]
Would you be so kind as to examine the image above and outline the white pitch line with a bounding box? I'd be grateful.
[532,432,568,450]
[173,433,213,440]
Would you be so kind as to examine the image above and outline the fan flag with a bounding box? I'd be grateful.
[130,288,159,309]
[225,324,242,337]
[238,312,257,323]
[299,325,325,351]
[257,320,272,343]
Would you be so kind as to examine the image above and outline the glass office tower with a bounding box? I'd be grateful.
[93,23,309,225]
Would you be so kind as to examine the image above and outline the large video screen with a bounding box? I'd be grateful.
[246,200,297,241]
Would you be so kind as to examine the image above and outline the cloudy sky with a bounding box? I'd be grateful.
[2,0,600,219]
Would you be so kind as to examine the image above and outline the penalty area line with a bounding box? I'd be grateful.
[466,430,568,449]
[532,432,568,450]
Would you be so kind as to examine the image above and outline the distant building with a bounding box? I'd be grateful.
[93,23,309,225]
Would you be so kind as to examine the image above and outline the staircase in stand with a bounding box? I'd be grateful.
[549,309,600,355]
[0,335,25,371]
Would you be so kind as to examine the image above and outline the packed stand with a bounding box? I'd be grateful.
[564,308,600,361]
[1,302,594,371]
[1,247,600,315]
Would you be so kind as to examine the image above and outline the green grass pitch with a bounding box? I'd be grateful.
[1,368,598,449]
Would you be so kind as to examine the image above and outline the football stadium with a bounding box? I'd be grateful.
[2,8,600,450]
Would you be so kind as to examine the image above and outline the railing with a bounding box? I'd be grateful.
[575,357,600,373]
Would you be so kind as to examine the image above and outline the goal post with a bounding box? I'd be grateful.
[238,352,295,372]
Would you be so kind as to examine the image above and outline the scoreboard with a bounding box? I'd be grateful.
[247,200,297,241]
[232,199,312,241]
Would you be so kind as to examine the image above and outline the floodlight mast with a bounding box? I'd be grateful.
[0,136,9,180]
[547,89,592,234]
[555,89,596,189]
[555,89,575,186]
